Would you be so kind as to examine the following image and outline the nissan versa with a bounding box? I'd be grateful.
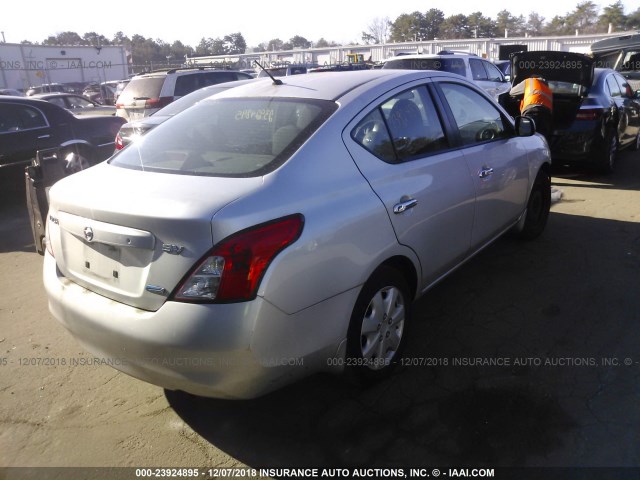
[43,70,551,399]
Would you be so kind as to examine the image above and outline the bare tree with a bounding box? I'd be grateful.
[362,17,391,44]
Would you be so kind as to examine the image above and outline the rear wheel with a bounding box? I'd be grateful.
[632,130,640,151]
[514,169,551,241]
[599,129,618,174]
[346,266,411,382]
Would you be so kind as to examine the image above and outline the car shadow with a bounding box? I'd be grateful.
[551,148,640,191]
[0,195,35,254]
[166,211,640,468]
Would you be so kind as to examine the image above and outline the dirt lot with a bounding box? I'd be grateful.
[1,150,639,477]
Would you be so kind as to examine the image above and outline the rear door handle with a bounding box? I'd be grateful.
[478,167,494,179]
[37,134,51,139]
[393,198,418,214]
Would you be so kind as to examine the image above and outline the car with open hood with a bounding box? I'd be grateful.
[43,69,550,399]
[509,50,640,172]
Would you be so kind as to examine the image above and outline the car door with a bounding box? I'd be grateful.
[434,80,530,248]
[613,73,640,147]
[343,83,476,288]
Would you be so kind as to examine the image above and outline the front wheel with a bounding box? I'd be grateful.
[514,169,551,241]
[346,266,411,382]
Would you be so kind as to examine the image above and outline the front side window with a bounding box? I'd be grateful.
[352,87,448,163]
[439,82,508,146]
[469,59,488,81]
[483,61,505,82]
[111,97,336,177]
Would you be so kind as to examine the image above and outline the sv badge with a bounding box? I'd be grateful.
[162,244,185,255]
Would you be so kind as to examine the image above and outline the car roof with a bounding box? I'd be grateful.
[386,54,472,61]
[133,68,247,78]
[31,92,76,98]
[209,69,474,102]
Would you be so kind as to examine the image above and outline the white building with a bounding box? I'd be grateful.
[0,43,129,92]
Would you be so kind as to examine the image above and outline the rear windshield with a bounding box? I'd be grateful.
[110,97,337,177]
[117,77,164,103]
[384,58,466,77]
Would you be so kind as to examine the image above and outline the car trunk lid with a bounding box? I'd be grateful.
[47,162,263,311]
[510,51,594,93]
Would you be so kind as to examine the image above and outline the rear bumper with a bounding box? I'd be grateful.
[43,253,350,399]
[549,128,604,164]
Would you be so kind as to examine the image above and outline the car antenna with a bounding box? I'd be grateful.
[254,60,283,85]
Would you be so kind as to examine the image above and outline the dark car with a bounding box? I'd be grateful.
[0,96,125,200]
[115,78,254,150]
[31,93,116,116]
[82,82,118,105]
[25,83,67,96]
[509,51,640,173]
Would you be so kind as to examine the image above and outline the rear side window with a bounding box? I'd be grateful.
[606,75,622,97]
[117,77,164,103]
[0,104,48,132]
[352,87,448,163]
[384,58,467,77]
[174,72,242,97]
[111,97,336,177]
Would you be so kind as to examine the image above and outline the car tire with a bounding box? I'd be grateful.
[345,266,411,382]
[514,169,551,241]
[599,129,618,174]
[632,130,640,152]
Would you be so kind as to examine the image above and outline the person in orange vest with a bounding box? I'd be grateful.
[510,75,553,141]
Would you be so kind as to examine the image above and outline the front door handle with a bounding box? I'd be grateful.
[37,134,51,139]
[478,166,494,179]
[393,198,418,214]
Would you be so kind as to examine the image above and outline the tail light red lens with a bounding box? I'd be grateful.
[115,134,124,150]
[576,109,602,121]
[144,97,173,109]
[173,215,304,303]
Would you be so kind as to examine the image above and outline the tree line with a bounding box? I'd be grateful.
[18,1,640,67]
[369,1,640,43]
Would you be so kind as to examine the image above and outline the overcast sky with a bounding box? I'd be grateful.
[2,0,638,48]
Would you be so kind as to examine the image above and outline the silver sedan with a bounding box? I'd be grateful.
[43,70,551,399]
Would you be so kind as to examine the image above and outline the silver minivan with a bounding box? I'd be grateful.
[115,68,253,121]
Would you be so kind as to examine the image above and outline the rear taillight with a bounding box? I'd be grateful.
[115,103,123,109]
[115,133,124,150]
[45,219,54,258]
[173,215,304,303]
[144,97,173,109]
[576,109,602,121]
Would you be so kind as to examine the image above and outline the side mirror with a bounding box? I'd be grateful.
[515,116,536,137]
